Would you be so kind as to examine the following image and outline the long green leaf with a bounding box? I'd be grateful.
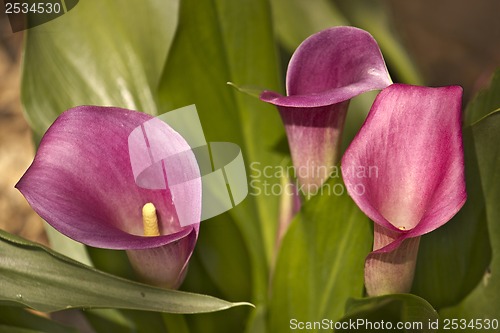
[82,309,136,333]
[157,0,283,303]
[439,110,500,319]
[270,0,348,52]
[464,69,500,126]
[0,306,77,333]
[0,230,251,314]
[21,0,179,140]
[269,177,372,332]
[178,250,251,333]
[338,294,438,333]
[0,325,45,333]
[195,214,252,302]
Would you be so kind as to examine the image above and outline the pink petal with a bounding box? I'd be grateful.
[342,84,466,242]
[260,26,391,108]
[260,27,391,194]
[16,106,201,250]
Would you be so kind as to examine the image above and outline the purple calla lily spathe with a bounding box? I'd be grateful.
[16,106,202,289]
[342,84,467,296]
[261,26,392,197]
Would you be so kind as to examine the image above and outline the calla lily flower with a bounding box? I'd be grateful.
[16,106,201,289]
[342,84,466,296]
[260,26,392,197]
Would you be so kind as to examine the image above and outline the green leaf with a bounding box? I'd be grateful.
[196,214,252,302]
[0,325,44,333]
[338,294,438,332]
[86,246,136,281]
[269,176,372,332]
[340,92,378,154]
[83,309,136,333]
[464,69,500,126]
[0,306,77,333]
[439,110,500,319]
[162,313,190,333]
[179,253,251,333]
[21,0,180,141]
[270,0,348,52]
[117,310,168,333]
[44,223,92,267]
[157,0,284,302]
[335,0,424,85]
[245,305,267,333]
[411,125,491,309]
[0,230,251,314]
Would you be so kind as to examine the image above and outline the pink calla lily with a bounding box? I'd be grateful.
[261,26,392,196]
[342,84,467,296]
[16,106,202,289]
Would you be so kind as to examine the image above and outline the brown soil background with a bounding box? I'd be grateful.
[0,1,499,246]
[0,14,47,244]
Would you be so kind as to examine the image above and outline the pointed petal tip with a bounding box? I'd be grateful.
[16,105,201,250]
[260,26,391,108]
[285,26,391,101]
[343,83,466,236]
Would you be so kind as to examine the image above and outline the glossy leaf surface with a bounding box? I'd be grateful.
[269,177,372,332]
[440,110,500,319]
[157,0,283,305]
[0,231,251,314]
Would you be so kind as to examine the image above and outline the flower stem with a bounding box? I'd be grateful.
[364,224,420,296]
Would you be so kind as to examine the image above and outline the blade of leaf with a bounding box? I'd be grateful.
[0,325,45,333]
[157,0,284,302]
[0,306,77,333]
[162,313,190,333]
[117,310,168,333]
[269,176,372,332]
[82,309,136,333]
[271,0,348,52]
[439,110,500,319]
[180,252,251,333]
[20,0,181,265]
[464,69,500,126]
[244,305,267,333]
[44,223,92,266]
[338,294,438,333]
[21,0,180,141]
[196,213,252,302]
[0,230,252,314]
